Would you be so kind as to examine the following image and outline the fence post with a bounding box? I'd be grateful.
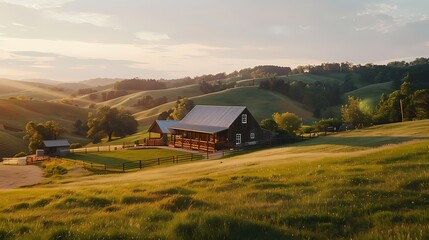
[123,163,125,172]
[158,158,160,165]
[104,163,107,173]
[191,153,193,160]
[222,150,225,157]
[109,145,111,151]
[173,156,175,163]
[139,160,142,169]
[85,148,87,154]
[98,146,99,152]
[207,152,209,159]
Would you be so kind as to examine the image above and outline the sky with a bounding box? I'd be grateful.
[0,0,428,82]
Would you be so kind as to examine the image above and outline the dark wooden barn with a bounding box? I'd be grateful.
[167,105,266,152]
[43,139,70,157]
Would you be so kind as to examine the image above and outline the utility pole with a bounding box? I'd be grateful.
[400,99,404,122]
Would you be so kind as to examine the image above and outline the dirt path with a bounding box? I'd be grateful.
[0,165,44,189]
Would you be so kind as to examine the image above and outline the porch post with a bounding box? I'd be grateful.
[198,132,201,150]
[206,133,209,152]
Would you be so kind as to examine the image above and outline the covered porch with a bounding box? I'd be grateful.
[169,130,228,153]
[146,120,179,146]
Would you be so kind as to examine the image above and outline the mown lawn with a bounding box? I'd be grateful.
[67,148,189,165]
[0,138,429,239]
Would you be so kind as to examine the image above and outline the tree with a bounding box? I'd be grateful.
[87,106,138,142]
[341,96,371,128]
[169,98,195,120]
[312,118,342,133]
[23,120,65,153]
[412,89,429,119]
[272,112,302,135]
[260,118,278,132]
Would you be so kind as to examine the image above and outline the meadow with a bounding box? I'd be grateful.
[68,148,189,165]
[0,120,428,239]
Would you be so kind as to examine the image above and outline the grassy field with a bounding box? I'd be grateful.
[68,148,185,165]
[0,120,428,239]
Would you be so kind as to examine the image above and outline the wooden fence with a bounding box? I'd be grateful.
[80,153,202,173]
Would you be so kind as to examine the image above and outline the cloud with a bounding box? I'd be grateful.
[357,3,398,16]
[355,3,428,33]
[44,11,114,28]
[12,22,26,27]
[135,32,170,41]
[0,0,73,9]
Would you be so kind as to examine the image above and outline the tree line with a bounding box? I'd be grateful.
[114,78,167,91]
[342,78,429,128]
[133,95,168,110]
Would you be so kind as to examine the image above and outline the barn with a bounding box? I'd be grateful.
[43,139,70,157]
[162,105,268,152]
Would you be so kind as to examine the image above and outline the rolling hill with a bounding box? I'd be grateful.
[0,99,92,157]
[0,120,428,239]
[133,86,315,127]
[344,81,395,108]
[236,72,365,88]
[0,79,75,101]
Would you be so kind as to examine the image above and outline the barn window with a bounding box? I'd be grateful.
[236,134,242,145]
[242,114,247,123]
[250,132,255,139]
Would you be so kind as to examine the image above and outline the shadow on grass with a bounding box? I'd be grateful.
[222,136,428,159]
[173,213,291,240]
[291,136,429,148]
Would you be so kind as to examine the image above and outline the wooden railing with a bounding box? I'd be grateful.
[169,138,217,152]
[146,138,164,146]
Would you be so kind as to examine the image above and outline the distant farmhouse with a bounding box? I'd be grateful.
[148,105,270,152]
[43,139,70,157]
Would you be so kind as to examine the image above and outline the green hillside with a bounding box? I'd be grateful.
[344,81,395,108]
[236,72,364,88]
[0,99,91,130]
[193,87,314,122]
[1,120,428,239]
[0,79,74,101]
[0,99,92,157]
[0,130,26,158]
[133,87,314,127]
[103,84,203,111]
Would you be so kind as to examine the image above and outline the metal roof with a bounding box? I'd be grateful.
[150,120,179,134]
[170,123,228,134]
[43,139,70,147]
[170,105,246,133]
